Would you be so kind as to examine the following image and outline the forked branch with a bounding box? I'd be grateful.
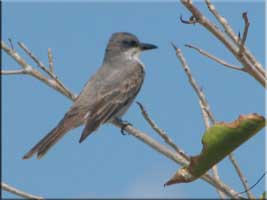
[180,0,266,87]
[172,42,255,199]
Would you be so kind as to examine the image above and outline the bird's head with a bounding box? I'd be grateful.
[104,32,157,62]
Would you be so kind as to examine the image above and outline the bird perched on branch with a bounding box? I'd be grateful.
[23,32,157,159]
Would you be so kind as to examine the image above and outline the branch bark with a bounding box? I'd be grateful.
[204,0,266,77]
[185,44,245,71]
[1,41,76,100]
[199,100,226,199]
[172,43,255,199]
[2,182,43,200]
[136,101,189,160]
[180,0,266,87]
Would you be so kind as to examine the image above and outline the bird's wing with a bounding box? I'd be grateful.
[78,69,144,143]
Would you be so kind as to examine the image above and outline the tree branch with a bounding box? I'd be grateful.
[185,44,245,71]
[239,12,249,56]
[204,0,266,78]
[1,41,76,100]
[112,119,242,199]
[136,101,189,160]
[1,69,27,75]
[2,182,43,200]
[172,42,254,199]
[47,48,54,73]
[228,154,255,199]
[171,43,216,124]
[18,42,76,99]
[180,0,266,87]
[199,100,226,199]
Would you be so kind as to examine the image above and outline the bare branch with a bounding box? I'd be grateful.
[179,3,263,195]
[8,38,14,51]
[1,69,26,75]
[185,44,245,71]
[181,0,266,87]
[112,118,242,199]
[18,42,55,78]
[2,41,76,100]
[136,101,189,161]
[228,154,255,199]
[17,42,76,99]
[2,182,43,200]
[239,172,266,195]
[171,43,216,124]
[212,165,226,199]
[173,43,252,199]
[205,0,265,77]
[199,100,226,199]
[176,42,227,198]
[239,12,250,55]
[48,48,54,73]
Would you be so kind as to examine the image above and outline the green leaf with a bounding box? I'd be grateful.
[165,113,266,185]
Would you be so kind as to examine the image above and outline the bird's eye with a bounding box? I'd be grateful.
[129,40,138,46]
[123,40,138,47]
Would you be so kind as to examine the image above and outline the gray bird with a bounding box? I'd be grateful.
[23,32,157,159]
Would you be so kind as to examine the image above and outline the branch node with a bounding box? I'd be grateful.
[171,42,178,51]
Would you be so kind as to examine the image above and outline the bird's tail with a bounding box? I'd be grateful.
[22,119,72,160]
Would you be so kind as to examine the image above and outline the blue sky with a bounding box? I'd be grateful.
[2,1,265,198]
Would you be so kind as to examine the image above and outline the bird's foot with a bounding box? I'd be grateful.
[116,118,132,135]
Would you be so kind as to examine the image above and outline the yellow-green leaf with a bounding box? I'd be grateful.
[165,113,265,185]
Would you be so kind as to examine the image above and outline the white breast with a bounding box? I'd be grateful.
[124,48,145,69]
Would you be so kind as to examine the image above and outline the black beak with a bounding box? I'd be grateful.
[139,42,158,51]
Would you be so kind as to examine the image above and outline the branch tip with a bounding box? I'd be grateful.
[171,42,178,51]
[8,38,14,51]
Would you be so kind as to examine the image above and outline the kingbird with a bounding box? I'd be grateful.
[23,32,157,159]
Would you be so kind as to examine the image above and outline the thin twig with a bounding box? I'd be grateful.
[181,0,265,87]
[199,100,226,199]
[2,182,43,200]
[112,119,241,199]
[18,42,76,99]
[180,2,260,198]
[239,12,249,55]
[1,41,76,100]
[171,42,216,124]
[204,0,266,83]
[18,42,53,78]
[8,38,14,51]
[229,154,255,199]
[173,43,252,199]
[185,44,245,71]
[136,101,189,161]
[48,48,54,73]
[1,69,26,75]
[176,43,226,198]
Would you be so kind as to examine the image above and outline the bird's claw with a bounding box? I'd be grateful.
[116,118,132,135]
